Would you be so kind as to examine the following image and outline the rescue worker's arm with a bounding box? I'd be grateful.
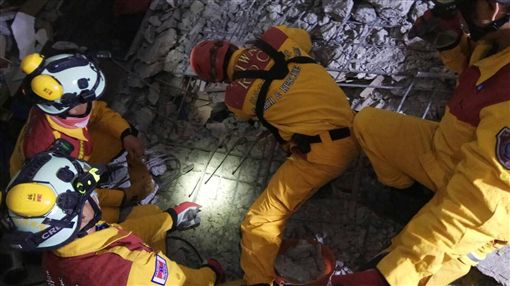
[89,101,131,139]
[275,25,313,54]
[230,108,252,121]
[377,101,510,285]
[89,100,145,157]
[409,7,469,74]
[439,35,472,74]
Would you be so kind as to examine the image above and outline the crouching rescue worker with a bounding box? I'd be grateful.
[190,25,359,285]
[334,0,510,285]
[9,52,156,223]
[0,151,225,285]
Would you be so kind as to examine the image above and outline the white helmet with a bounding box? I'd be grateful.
[20,53,106,115]
[1,151,103,251]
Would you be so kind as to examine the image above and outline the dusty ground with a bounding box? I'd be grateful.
[1,0,506,285]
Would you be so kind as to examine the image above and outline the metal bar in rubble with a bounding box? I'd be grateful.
[189,134,232,199]
[396,76,417,113]
[329,20,380,77]
[421,88,439,119]
[232,131,270,175]
[204,137,247,184]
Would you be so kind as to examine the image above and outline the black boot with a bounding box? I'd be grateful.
[359,183,434,224]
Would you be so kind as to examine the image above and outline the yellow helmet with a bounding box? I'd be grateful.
[20,53,106,115]
[1,151,103,251]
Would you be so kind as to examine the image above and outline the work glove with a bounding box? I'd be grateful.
[202,258,225,284]
[142,150,181,177]
[331,269,389,286]
[408,7,463,51]
[167,201,202,231]
[97,151,131,189]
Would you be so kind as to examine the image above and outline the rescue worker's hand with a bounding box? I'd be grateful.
[203,258,225,284]
[409,8,463,51]
[122,135,145,159]
[167,201,202,231]
[331,269,389,286]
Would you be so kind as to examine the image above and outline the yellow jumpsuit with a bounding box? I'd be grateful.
[9,101,169,253]
[353,36,510,285]
[43,222,217,285]
[225,25,359,285]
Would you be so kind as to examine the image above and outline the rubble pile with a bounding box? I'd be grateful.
[110,0,506,283]
[0,0,507,284]
[274,240,326,283]
[1,0,63,102]
[114,0,459,147]
[127,0,442,79]
[478,247,510,286]
[0,0,500,284]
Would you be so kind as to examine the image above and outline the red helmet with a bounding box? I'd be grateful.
[190,40,237,82]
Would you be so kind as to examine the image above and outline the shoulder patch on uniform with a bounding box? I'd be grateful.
[496,127,510,170]
[151,255,168,285]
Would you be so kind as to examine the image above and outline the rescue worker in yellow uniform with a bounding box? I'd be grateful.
[333,0,510,285]
[190,25,359,285]
[9,53,156,224]
[1,151,225,285]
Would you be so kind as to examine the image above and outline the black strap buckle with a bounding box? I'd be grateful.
[291,128,351,154]
[291,134,312,154]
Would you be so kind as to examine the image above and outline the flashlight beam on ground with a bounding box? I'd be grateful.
[204,136,247,185]
[188,134,232,198]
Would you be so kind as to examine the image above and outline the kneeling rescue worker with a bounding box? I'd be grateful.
[0,151,225,285]
[190,25,359,285]
[333,0,510,285]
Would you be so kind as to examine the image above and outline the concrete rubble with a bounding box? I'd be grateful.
[0,0,505,284]
[106,0,509,284]
[274,240,326,283]
[478,247,510,286]
[1,0,62,95]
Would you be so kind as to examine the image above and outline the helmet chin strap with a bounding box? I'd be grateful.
[76,196,102,238]
[59,102,93,119]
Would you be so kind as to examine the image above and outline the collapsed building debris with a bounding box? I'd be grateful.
[101,0,508,284]
[274,240,326,284]
[0,0,508,285]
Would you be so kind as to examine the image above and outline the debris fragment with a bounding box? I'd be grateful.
[275,240,326,284]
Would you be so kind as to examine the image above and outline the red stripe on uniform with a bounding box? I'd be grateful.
[448,64,510,126]
[225,27,288,111]
[261,27,288,50]
[23,108,93,159]
[43,250,132,285]
[225,84,248,110]
[226,48,272,109]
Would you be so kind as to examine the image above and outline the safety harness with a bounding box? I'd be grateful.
[232,39,350,153]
